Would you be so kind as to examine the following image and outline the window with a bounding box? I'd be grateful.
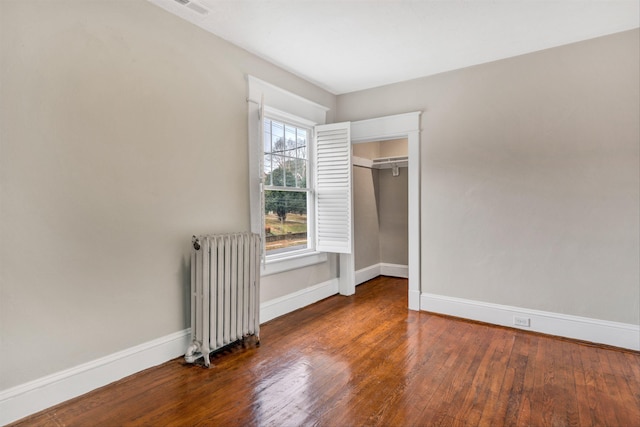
[263,117,311,255]
[247,76,352,275]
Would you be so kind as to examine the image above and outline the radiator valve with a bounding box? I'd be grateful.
[192,235,201,251]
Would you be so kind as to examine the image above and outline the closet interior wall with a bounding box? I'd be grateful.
[353,139,409,274]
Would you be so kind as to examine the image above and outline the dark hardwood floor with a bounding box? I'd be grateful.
[12,277,640,426]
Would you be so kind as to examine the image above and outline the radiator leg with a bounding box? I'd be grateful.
[201,342,211,368]
[184,342,201,364]
[242,334,260,347]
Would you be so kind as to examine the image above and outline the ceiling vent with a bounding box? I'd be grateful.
[173,0,209,15]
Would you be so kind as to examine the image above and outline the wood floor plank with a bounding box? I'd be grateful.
[10,277,640,427]
[585,345,624,426]
[500,334,531,426]
[476,334,514,426]
[516,334,539,426]
[558,339,581,427]
[599,346,638,426]
[613,350,640,414]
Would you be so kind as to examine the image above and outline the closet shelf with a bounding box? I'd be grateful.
[371,156,408,169]
[352,155,408,169]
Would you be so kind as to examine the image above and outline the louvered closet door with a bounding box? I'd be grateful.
[315,122,352,254]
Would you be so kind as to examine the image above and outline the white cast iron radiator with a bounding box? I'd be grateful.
[185,233,261,367]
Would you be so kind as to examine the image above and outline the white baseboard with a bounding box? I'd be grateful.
[380,263,409,279]
[260,278,339,323]
[421,293,640,351]
[356,263,409,285]
[0,329,191,426]
[355,264,381,285]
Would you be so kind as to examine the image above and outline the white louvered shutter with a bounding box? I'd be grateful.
[314,122,352,254]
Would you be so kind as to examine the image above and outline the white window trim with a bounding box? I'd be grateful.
[263,106,317,129]
[247,75,329,275]
[247,76,329,125]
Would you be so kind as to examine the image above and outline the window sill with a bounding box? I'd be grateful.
[262,250,328,277]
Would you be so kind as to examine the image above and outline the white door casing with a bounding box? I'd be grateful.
[350,112,421,310]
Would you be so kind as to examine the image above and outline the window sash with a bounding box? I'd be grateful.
[264,188,311,257]
[263,116,313,257]
[263,116,310,190]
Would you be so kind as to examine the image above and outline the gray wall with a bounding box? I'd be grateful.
[378,169,409,266]
[0,0,336,390]
[353,142,381,270]
[337,29,640,325]
[353,166,381,270]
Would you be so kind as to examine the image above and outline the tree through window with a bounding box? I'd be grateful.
[263,117,310,254]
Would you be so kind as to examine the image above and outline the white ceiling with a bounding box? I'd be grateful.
[148,0,639,95]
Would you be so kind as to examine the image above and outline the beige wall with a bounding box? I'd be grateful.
[337,29,640,325]
[260,260,337,302]
[0,0,336,390]
[379,139,408,158]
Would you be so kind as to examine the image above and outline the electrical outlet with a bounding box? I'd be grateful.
[513,316,531,327]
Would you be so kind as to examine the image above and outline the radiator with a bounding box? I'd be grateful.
[185,232,261,367]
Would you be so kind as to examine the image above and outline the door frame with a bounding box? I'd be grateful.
[349,112,421,310]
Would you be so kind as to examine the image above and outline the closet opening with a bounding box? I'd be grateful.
[344,111,420,309]
[352,138,409,286]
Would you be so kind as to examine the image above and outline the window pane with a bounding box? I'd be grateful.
[283,148,297,160]
[284,157,296,188]
[271,149,306,189]
[297,129,307,151]
[263,118,310,188]
[264,190,308,254]
[296,158,307,187]
[263,154,273,186]
[271,121,284,153]
[271,120,283,138]
[272,135,284,154]
[263,131,271,153]
[269,154,284,186]
[285,125,297,150]
[263,119,272,153]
